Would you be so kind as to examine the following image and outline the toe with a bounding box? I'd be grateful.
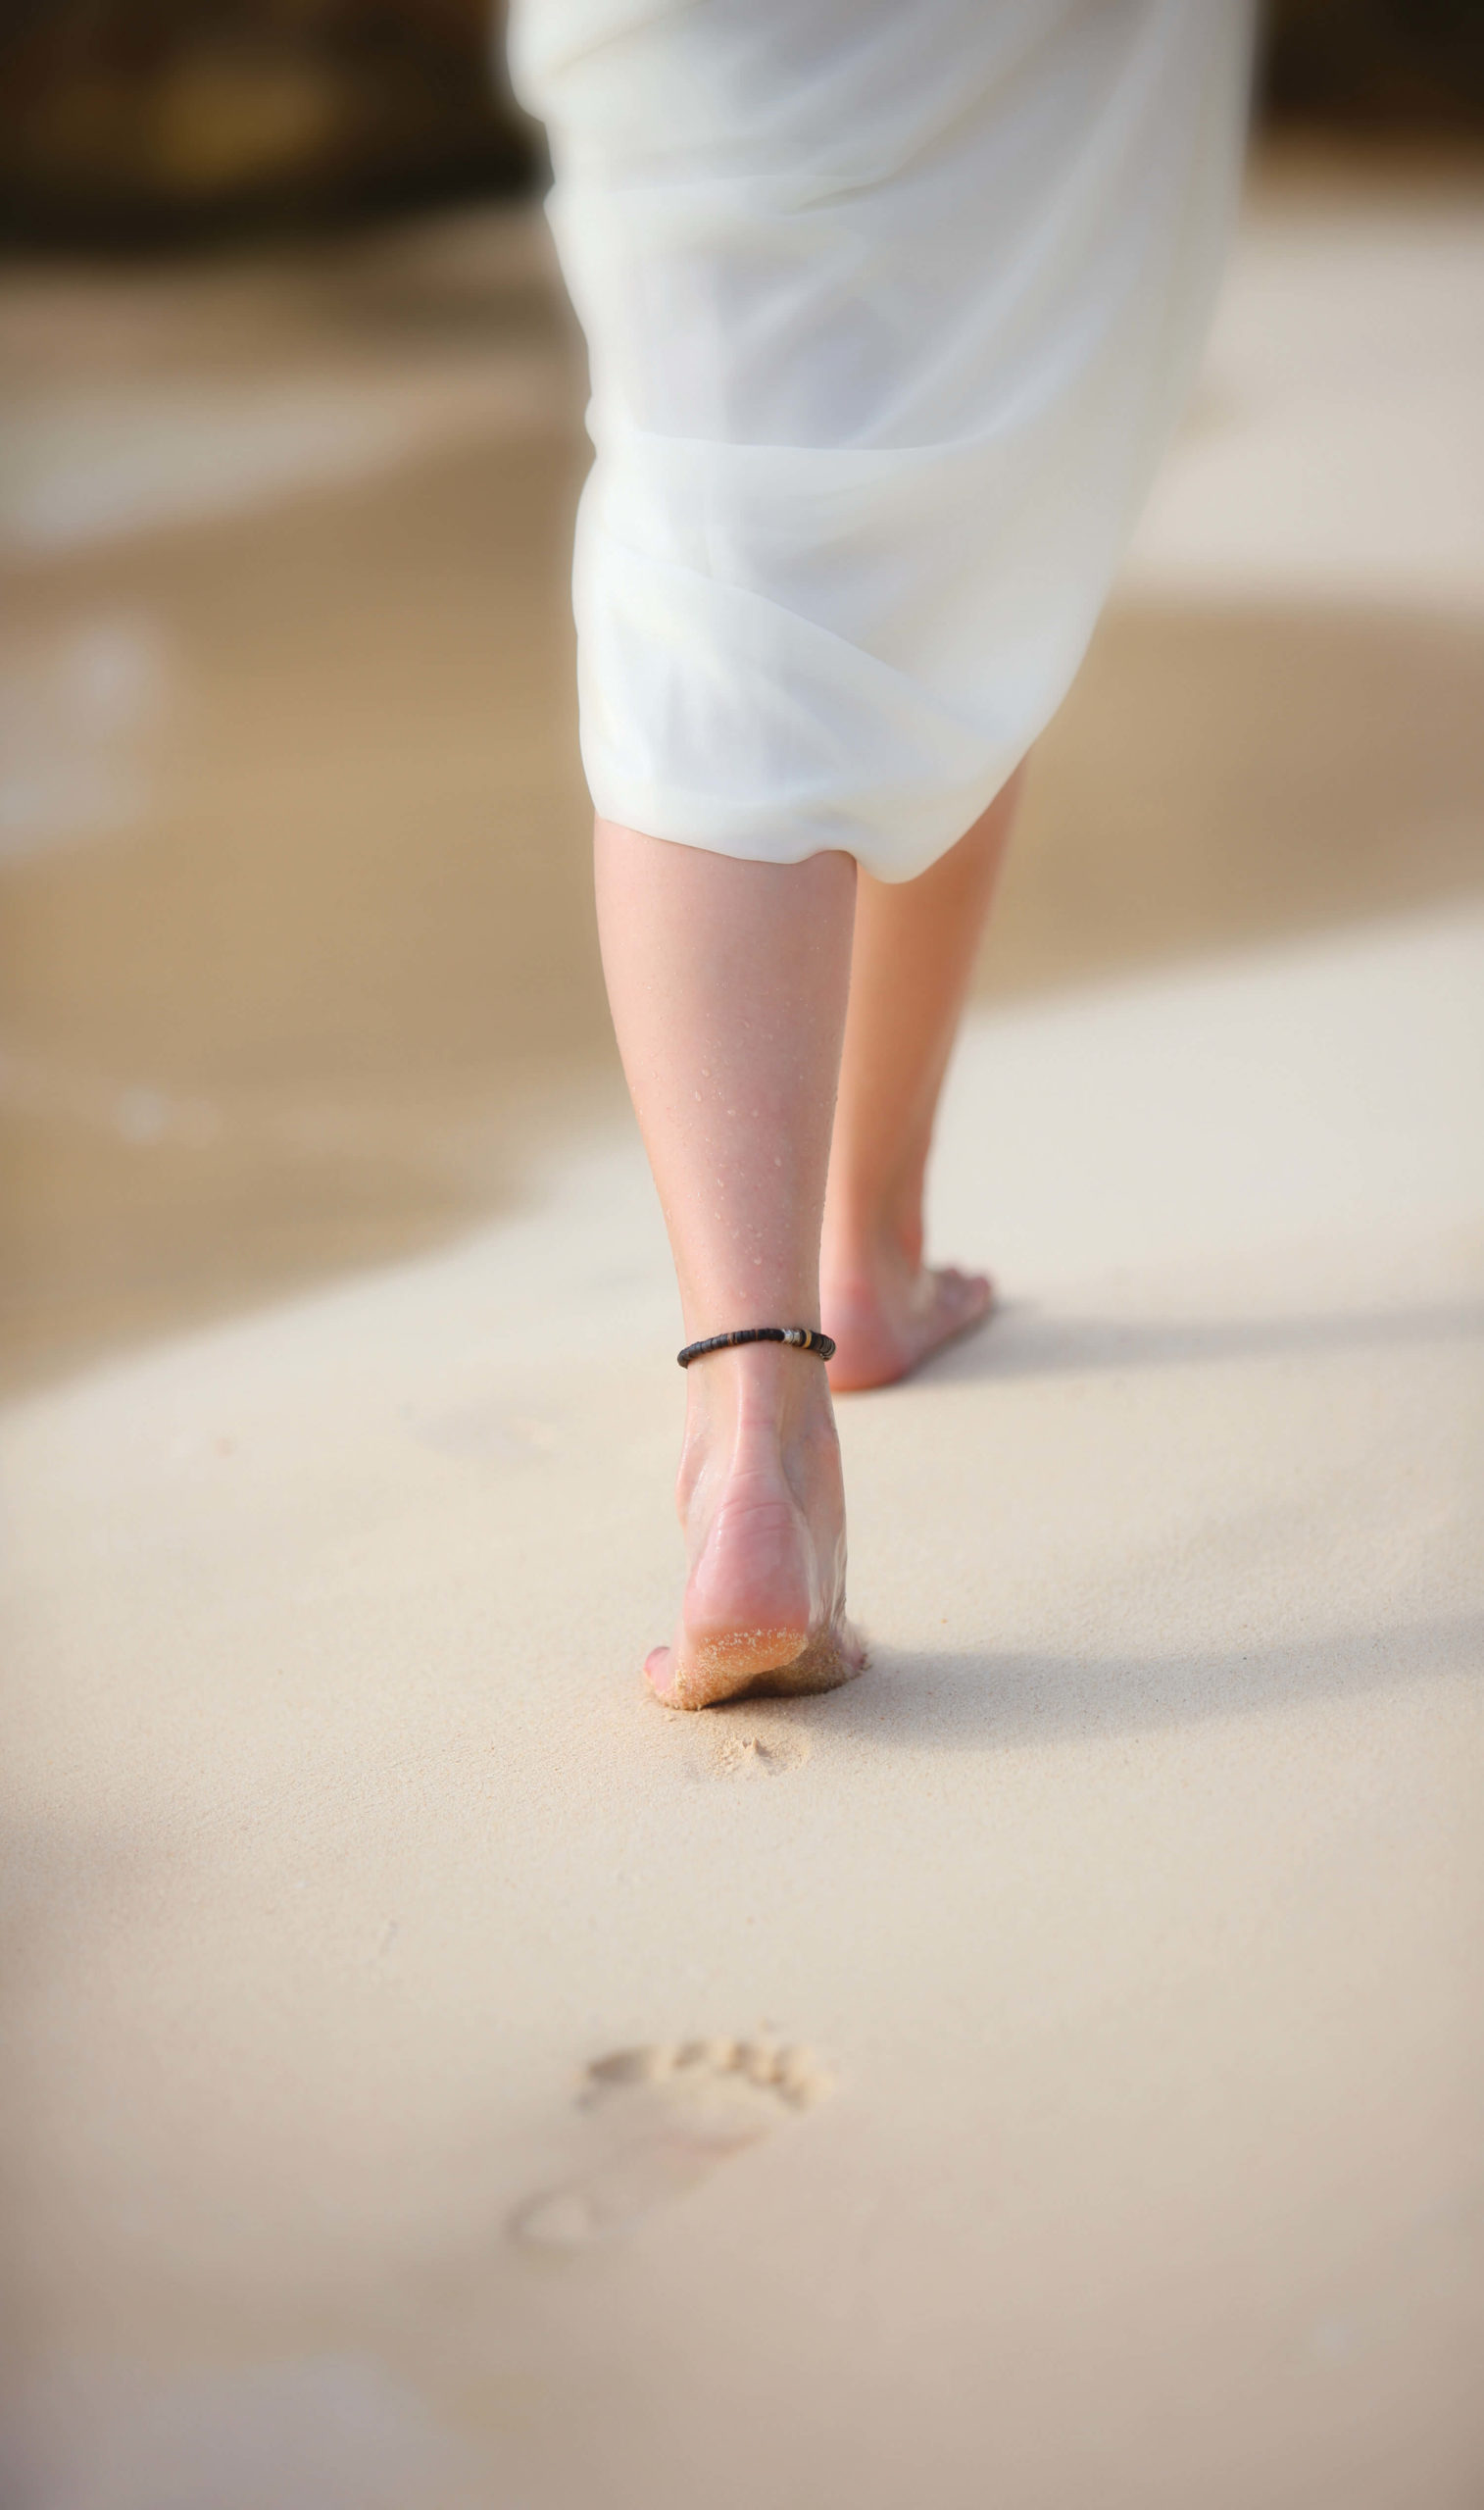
[841,1618,869,1673]
[644,1643,679,1706]
[941,1266,992,1320]
[915,1266,993,1362]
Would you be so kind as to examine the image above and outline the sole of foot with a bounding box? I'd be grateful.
[645,1622,866,1713]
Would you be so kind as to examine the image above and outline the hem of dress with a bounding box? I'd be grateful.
[585,759,1017,884]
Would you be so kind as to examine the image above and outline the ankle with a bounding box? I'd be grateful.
[822,1169,925,1280]
[686,1333,822,1412]
[679,1341,832,1482]
[821,1218,918,1298]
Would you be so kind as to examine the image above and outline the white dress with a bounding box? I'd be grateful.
[509,0,1254,881]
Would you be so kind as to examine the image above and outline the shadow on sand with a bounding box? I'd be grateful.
[791,1611,1484,1757]
[916,1296,1484,1387]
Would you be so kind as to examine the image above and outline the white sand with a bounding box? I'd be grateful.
[6,905,1482,2508]
[6,151,1484,2509]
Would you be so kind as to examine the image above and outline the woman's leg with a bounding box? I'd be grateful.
[821,770,1022,1390]
[594,820,862,1709]
[595,769,1019,1707]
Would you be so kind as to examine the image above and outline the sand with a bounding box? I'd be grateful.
[3,148,1484,2510]
[5,904,1483,2507]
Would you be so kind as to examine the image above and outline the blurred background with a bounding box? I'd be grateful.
[2,0,1483,1393]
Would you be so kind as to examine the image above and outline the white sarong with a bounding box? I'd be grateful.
[510,0,1254,878]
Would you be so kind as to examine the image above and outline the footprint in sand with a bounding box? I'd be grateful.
[696,1718,812,1782]
[509,2038,834,2253]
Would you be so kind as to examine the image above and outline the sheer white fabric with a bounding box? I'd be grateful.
[510,0,1254,879]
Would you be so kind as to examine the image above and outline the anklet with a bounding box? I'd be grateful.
[677,1326,836,1369]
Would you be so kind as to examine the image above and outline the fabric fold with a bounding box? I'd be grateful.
[512,0,1255,878]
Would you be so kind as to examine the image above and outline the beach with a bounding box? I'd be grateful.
[3,150,1483,2506]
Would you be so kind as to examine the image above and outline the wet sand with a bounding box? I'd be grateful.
[3,148,1484,2508]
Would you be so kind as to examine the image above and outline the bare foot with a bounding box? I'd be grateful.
[645,1351,866,1712]
[821,1237,994,1393]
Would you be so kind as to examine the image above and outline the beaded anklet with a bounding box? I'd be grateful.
[677,1325,836,1369]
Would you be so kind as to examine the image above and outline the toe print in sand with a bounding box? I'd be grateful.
[510,2038,833,2253]
[695,1714,812,1781]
